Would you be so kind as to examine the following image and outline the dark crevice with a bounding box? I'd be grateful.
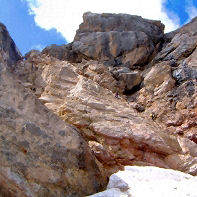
[124,82,142,95]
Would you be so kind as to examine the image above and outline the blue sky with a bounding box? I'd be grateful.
[0,0,197,55]
[164,0,197,24]
[0,0,66,55]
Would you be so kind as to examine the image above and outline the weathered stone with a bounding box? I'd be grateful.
[42,43,83,63]
[136,16,197,145]
[172,61,197,84]
[3,12,197,197]
[156,17,197,63]
[75,12,164,43]
[0,24,106,197]
[112,67,142,91]
[0,69,107,196]
[144,62,175,95]
[72,31,155,67]
[71,12,165,68]
[19,53,197,176]
[0,22,21,66]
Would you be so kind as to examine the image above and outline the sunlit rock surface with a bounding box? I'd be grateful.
[0,22,106,197]
[1,12,197,197]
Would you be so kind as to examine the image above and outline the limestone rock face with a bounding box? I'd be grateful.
[16,52,197,177]
[75,12,164,43]
[72,12,164,68]
[2,13,197,197]
[0,23,106,197]
[42,44,83,63]
[43,12,164,69]
[89,166,197,197]
[136,17,197,146]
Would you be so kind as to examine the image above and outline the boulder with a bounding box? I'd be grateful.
[112,67,142,91]
[72,12,165,68]
[89,166,197,197]
[42,12,164,68]
[0,70,106,197]
[72,31,155,67]
[75,12,164,43]
[42,43,83,63]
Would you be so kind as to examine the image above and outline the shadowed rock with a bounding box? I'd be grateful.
[0,22,21,67]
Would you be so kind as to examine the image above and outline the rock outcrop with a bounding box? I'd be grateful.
[43,12,164,70]
[12,13,197,177]
[0,23,21,66]
[136,17,197,145]
[0,23,106,197]
[89,166,197,197]
[1,12,197,197]
[73,12,164,68]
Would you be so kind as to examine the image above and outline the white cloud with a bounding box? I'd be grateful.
[186,1,197,21]
[30,44,45,51]
[23,0,180,42]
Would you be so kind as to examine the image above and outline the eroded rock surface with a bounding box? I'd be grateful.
[2,12,197,197]
[73,12,164,68]
[0,23,21,66]
[43,12,164,70]
[15,52,197,177]
[0,23,106,197]
[136,17,197,146]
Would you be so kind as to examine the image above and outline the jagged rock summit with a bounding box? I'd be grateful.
[0,23,21,67]
[1,12,197,197]
[44,12,165,70]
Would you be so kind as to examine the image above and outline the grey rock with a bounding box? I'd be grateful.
[0,22,21,66]
[112,67,142,91]
[75,12,164,44]
[172,62,197,84]
[41,13,165,68]
[72,31,155,67]
[72,12,165,68]
[156,17,197,63]
[42,43,83,63]
[0,67,106,197]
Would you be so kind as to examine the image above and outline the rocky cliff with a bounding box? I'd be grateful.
[0,23,106,197]
[1,12,197,196]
